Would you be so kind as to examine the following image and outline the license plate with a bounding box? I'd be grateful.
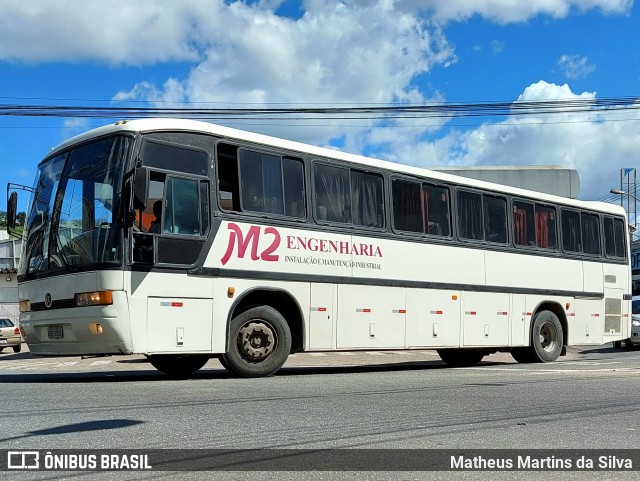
[0,340,6,344]
[48,326,64,339]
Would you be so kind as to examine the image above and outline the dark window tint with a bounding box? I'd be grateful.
[217,144,305,219]
[240,150,284,215]
[141,140,208,176]
[314,164,351,223]
[424,184,451,236]
[351,170,384,228]
[562,209,582,253]
[458,191,483,241]
[392,179,422,233]
[604,216,627,258]
[582,213,601,255]
[483,195,507,243]
[283,158,305,218]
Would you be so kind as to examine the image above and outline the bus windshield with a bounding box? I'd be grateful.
[19,135,130,277]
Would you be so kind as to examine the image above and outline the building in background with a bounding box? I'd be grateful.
[0,231,20,323]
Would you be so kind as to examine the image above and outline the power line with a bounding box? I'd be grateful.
[0,95,639,120]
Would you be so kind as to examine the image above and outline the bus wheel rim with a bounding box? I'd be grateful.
[538,321,557,352]
[237,320,276,362]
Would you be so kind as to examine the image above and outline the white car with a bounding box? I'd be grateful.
[0,318,22,353]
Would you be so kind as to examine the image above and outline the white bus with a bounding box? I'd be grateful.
[7,119,631,377]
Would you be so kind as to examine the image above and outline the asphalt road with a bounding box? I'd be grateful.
[1,344,640,481]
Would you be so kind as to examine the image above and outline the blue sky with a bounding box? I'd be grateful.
[1,0,639,213]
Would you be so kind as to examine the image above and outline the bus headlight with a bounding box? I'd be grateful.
[75,291,113,307]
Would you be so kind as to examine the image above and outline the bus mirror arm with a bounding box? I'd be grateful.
[133,167,149,210]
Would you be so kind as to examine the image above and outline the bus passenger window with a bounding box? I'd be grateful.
[514,201,535,246]
[582,213,601,255]
[458,190,483,241]
[392,179,422,233]
[423,183,450,237]
[604,216,626,258]
[351,170,384,228]
[561,209,582,253]
[314,163,350,224]
[535,205,557,249]
[484,195,507,244]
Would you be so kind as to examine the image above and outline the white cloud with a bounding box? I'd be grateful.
[112,1,456,145]
[423,81,640,200]
[0,0,206,65]
[558,54,597,79]
[402,0,632,24]
[0,1,629,64]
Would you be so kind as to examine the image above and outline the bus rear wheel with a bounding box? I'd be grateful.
[512,310,563,363]
[437,349,485,367]
[148,354,209,378]
[221,306,291,378]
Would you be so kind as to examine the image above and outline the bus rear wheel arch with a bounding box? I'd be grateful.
[221,305,292,378]
[511,309,564,363]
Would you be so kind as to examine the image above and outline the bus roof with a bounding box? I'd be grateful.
[47,118,626,217]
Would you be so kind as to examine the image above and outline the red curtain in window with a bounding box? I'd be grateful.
[535,210,549,248]
[514,209,527,245]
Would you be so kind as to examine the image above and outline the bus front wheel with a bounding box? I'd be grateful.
[221,306,291,378]
[148,354,209,378]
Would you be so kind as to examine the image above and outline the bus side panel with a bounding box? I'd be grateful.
[461,291,510,347]
[572,298,602,345]
[146,297,213,353]
[510,294,527,346]
[336,285,405,349]
[405,288,460,348]
[308,283,335,350]
[485,251,583,292]
[127,271,214,354]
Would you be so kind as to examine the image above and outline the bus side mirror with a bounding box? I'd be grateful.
[133,167,149,210]
[6,191,17,230]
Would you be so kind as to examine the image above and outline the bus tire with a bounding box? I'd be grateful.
[437,349,485,367]
[221,306,291,378]
[529,310,563,362]
[148,354,209,378]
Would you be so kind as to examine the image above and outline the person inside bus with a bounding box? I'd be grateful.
[149,200,162,234]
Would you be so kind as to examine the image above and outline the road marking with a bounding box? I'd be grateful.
[309,353,327,357]
[89,360,112,365]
